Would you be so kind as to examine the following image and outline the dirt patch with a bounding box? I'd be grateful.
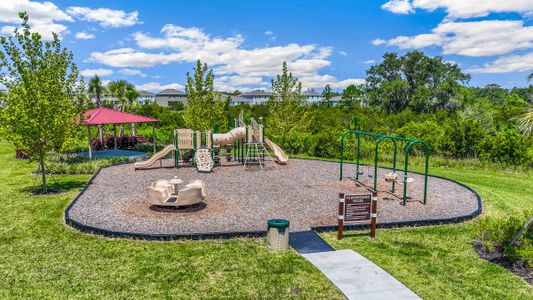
[473,241,533,285]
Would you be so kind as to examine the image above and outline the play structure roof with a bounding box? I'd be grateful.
[83,108,159,125]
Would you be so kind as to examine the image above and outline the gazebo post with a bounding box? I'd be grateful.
[113,124,117,150]
[87,125,93,159]
[152,123,156,153]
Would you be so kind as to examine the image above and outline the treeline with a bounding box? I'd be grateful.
[138,53,532,167]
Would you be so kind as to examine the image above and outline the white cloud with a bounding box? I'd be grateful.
[67,6,140,28]
[468,52,533,74]
[75,31,95,39]
[90,48,181,67]
[90,23,362,91]
[0,0,72,40]
[386,20,533,56]
[339,51,348,56]
[118,68,147,77]
[382,0,533,19]
[372,38,386,46]
[264,30,274,36]
[363,60,376,64]
[80,68,113,77]
[381,0,414,14]
[135,82,184,93]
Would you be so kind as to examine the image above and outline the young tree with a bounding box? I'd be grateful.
[0,13,87,193]
[268,61,308,153]
[341,84,362,109]
[88,75,105,141]
[183,60,225,130]
[321,84,333,106]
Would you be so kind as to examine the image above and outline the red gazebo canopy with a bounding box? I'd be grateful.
[83,108,159,125]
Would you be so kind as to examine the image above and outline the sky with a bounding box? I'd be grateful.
[0,0,532,92]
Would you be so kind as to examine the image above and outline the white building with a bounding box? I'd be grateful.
[138,91,156,105]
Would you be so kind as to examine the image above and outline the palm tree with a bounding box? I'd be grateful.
[528,72,533,82]
[517,108,533,137]
[107,80,132,136]
[88,75,104,108]
[125,86,140,135]
[88,75,105,142]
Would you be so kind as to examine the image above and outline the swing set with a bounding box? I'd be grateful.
[339,130,430,206]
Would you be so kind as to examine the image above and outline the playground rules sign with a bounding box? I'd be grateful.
[344,194,372,222]
[337,192,378,240]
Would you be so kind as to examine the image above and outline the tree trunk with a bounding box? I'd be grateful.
[98,125,104,144]
[39,145,47,194]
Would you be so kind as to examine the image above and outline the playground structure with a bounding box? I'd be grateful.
[339,130,429,206]
[147,177,206,207]
[134,112,288,171]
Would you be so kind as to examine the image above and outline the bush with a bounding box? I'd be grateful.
[477,210,533,265]
[395,120,451,154]
[45,152,130,174]
[481,126,531,165]
[90,135,149,150]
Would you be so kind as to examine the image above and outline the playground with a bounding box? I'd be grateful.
[67,158,479,237]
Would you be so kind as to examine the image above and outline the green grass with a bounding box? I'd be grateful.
[321,160,533,299]
[0,141,342,299]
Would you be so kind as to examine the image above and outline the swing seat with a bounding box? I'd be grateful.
[397,177,416,184]
[384,172,398,182]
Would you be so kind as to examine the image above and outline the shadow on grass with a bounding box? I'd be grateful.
[20,180,87,195]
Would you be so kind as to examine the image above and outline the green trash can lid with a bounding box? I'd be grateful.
[268,219,289,228]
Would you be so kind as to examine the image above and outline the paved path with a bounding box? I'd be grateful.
[290,231,421,300]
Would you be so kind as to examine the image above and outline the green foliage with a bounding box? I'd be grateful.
[477,210,533,265]
[321,84,333,103]
[444,117,487,158]
[267,61,308,153]
[340,84,362,109]
[183,60,225,130]
[366,51,470,114]
[394,120,449,154]
[0,13,87,192]
[481,126,532,165]
[87,75,104,108]
[45,152,129,174]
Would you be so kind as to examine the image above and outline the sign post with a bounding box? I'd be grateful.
[337,191,378,240]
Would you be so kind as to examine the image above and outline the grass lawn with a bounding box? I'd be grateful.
[322,165,533,299]
[0,141,342,299]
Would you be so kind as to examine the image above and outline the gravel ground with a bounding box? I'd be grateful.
[68,159,479,235]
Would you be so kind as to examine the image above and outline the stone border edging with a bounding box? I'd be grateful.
[64,158,482,240]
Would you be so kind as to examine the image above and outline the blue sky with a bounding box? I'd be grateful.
[1,0,532,92]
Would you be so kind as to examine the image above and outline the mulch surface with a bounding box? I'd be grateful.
[473,241,533,285]
[68,159,479,235]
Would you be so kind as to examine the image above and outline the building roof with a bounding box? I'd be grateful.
[138,90,155,96]
[230,95,252,102]
[157,89,186,95]
[303,89,321,96]
[241,90,271,96]
[83,108,159,125]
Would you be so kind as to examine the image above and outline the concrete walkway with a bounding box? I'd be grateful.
[290,231,421,300]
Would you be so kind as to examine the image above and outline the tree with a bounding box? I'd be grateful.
[183,60,225,130]
[107,80,135,136]
[0,13,87,193]
[268,61,308,153]
[88,75,105,141]
[517,108,533,137]
[125,86,140,135]
[321,84,333,106]
[365,51,470,113]
[340,84,362,109]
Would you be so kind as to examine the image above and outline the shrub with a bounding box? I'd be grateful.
[394,120,451,154]
[90,135,149,150]
[481,126,531,165]
[45,152,130,174]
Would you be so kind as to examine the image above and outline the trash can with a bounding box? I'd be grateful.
[267,219,290,251]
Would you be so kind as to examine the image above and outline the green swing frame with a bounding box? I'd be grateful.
[339,130,430,206]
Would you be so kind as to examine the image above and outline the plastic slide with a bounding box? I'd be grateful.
[264,137,289,164]
[134,144,176,170]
